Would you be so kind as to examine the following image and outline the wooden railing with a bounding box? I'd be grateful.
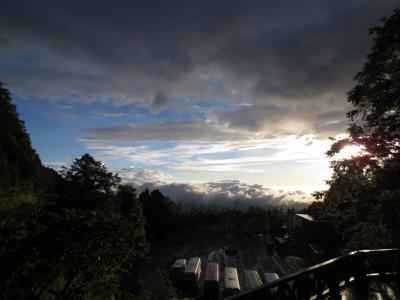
[227,248,400,300]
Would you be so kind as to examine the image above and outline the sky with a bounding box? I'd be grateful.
[0,1,398,206]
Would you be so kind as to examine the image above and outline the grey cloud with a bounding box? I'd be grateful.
[215,104,348,138]
[316,110,348,122]
[81,120,251,142]
[213,2,396,104]
[136,180,310,209]
[92,110,126,118]
[1,0,398,110]
[314,121,347,136]
[82,104,348,142]
[216,104,290,132]
[151,90,169,112]
[313,109,349,135]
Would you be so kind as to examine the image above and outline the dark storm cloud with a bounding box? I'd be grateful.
[0,0,398,136]
[212,3,392,103]
[0,0,226,79]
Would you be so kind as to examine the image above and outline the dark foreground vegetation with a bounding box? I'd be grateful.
[1,7,399,300]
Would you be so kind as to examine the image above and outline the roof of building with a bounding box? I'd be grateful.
[296,213,314,221]
[264,272,279,284]
[204,262,219,281]
[185,257,201,273]
[224,267,240,289]
[172,258,187,269]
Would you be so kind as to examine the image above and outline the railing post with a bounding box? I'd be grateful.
[353,251,368,299]
[293,274,312,300]
[325,263,341,300]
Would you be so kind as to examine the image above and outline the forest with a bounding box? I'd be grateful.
[0,7,399,300]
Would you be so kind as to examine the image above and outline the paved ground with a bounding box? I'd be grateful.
[151,232,312,299]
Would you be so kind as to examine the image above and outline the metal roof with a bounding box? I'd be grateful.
[172,258,187,269]
[185,257,201,273]
[295,213,314,221]
[205,262,219,281]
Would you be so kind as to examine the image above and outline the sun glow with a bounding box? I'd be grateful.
[333,144,363,160]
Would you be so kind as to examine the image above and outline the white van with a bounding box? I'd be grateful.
[183,257,202,294]
[223,267,241,297]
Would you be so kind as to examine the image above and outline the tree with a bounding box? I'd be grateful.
[328,9,400,164]
[346,9,400,162]
[313,9,400,249]
[0,84,150,298]
[0,205,148,299]
[139,189,179,242]
[0,83,41,196]
[118,184,139,217]
[61,153,121,209]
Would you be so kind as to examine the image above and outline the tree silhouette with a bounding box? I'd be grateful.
[61,153,121,209]
[118,184,139,216]
[313,9,400,249]
[139,189,179,241]
[0,82,41,196]
[62,153,120,194]
[328,9,400,163]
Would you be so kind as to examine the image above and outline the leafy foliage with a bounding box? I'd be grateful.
[0,204,148,299]
[139,189,180,242]
[138,270,177,300]
[60,153,121,209]
[329,9,400,163]
[347,9,400,160]
[0,83,41,196]
[312,9,400,250]
[61,154,121,195]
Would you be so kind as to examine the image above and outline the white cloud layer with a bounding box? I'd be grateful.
[136,180,311,209]
[85,135,332,172]
[117,167,171,186]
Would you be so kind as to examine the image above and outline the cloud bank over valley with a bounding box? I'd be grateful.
[117,167,311,209]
